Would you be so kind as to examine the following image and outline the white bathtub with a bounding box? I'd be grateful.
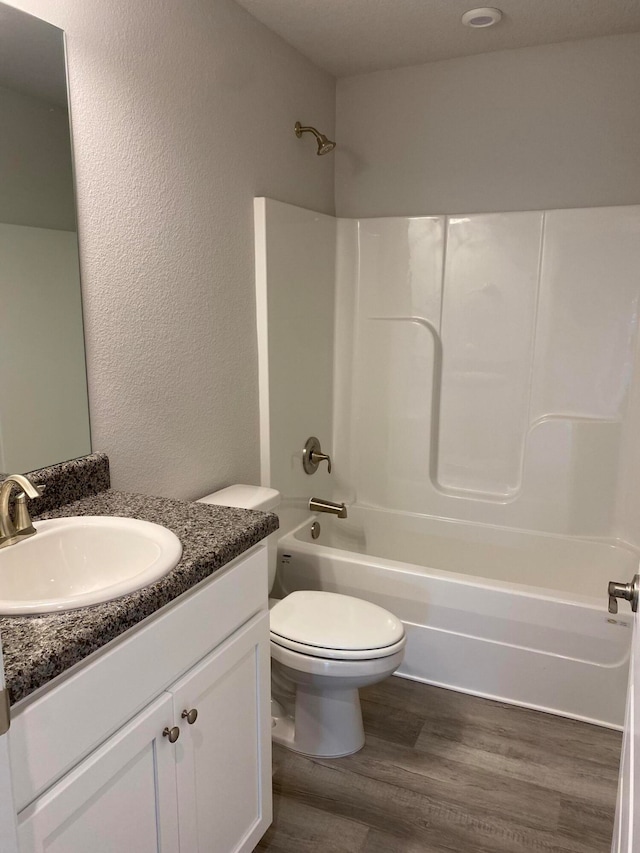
[276,507,637,728]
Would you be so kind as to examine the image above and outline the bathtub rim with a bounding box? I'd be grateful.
[279,513,637,612]
[277,512,632,729]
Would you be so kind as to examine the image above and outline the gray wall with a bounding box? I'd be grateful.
[0,85,75,230]
[335,33,640,217]
[9,0,336,499]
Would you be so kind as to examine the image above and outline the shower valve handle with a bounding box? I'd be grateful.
[303,437,332,475]
[310,450,331,474]
[608,575,640,614]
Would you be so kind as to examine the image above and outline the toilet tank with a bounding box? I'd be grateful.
[197,485,280,592]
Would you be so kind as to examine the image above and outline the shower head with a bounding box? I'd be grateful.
[295,121,336,156]
[317,136,336,155]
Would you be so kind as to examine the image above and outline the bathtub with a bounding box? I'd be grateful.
[275,507,637,728]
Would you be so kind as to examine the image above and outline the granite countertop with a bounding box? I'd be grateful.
[0,490,278,705]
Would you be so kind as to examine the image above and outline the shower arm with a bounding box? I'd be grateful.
[295,123,321,142]
[294,121,336,155]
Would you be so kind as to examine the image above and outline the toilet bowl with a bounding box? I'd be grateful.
[270,590,406,756]
[197,485,406,757]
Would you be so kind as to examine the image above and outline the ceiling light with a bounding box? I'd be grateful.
[461,7,503,28]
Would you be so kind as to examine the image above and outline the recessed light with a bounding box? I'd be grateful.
[461,7,503,28]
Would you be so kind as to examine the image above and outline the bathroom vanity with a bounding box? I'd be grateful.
[0,456,277,853]
[11,547,270,853]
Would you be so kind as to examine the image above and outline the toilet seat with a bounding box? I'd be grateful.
[270,637,406,678]
[270,632,406,661]
[270,590,405,661]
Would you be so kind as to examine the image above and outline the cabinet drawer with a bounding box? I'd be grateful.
[10,544,267,811]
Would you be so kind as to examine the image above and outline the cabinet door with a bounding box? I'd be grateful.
[17,693,179,853]
[171,612,272,853]
[612,609,640,852]
[0,634,19,853]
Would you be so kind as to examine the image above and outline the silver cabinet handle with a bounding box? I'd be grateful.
[608,574,640,614]
[163,726,180,743]
[182,708,198,725]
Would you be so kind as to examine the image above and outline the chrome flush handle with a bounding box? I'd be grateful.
[608,574,640,614]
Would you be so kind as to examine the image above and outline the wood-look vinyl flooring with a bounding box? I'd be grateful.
[256,676,622,853]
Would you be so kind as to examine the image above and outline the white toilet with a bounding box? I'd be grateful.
[198,485,406,758]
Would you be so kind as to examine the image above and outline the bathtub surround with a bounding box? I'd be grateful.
[256,199,640,726]
[341,207,640,540]
[9,0,335,500]
[254,198,336,531]
[257,200,640,542]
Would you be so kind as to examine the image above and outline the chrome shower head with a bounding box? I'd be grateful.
[295,121,336,156]
[317,136,336,155]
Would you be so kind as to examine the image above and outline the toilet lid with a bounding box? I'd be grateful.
[270,591,404,653]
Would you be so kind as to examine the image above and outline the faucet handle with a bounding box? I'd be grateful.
[14,493,36,536]
[13,480,43,537]
[303,437,332,475]
[310,450,332,474]
[15,482,45,501]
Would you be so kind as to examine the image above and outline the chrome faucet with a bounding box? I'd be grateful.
[309,497,348,518]
[0,474,43,549]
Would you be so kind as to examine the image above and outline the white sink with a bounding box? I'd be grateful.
[0,516,183,615]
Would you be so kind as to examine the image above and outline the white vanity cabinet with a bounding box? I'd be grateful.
[171,614,271,853]
[17,693,181,852]
[8,544,272,853]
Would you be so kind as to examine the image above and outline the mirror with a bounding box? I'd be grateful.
[0,2,90,473]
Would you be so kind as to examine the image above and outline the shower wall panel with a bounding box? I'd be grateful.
[257,199,640,542]
[340,205,640,538]
[348,217,444,515]
[438,213,542,497]
[254,198,336,524]
[531,208,640,422]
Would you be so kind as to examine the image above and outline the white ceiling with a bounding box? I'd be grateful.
[233,0,640,77]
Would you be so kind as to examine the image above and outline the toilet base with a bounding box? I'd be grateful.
[272,684,365,758]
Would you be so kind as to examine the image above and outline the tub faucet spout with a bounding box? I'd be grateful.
[309,497,348,519]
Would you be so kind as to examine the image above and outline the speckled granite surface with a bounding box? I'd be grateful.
[0,490,278,705]
[25,453,111,515]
